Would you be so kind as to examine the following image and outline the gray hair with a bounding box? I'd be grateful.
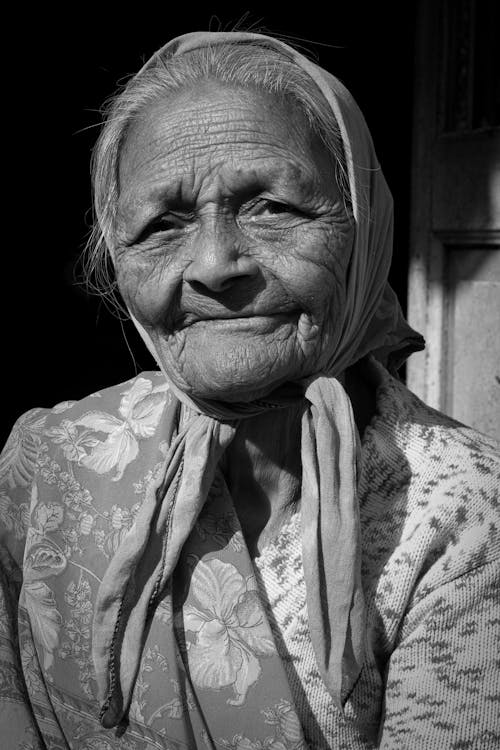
[84,40,350,314]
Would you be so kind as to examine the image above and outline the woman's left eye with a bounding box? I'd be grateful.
[152,214,188,231]
[248,200,299,219]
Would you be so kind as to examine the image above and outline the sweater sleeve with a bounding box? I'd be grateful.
[378,560,500,749]
[0,411,47,750]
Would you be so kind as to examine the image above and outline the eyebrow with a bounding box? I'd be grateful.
[118,160,319,239]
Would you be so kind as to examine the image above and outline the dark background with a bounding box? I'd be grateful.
[3,3,417,445]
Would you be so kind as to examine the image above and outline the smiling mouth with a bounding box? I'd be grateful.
[181,311,299,330]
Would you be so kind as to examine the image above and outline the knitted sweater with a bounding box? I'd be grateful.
[0,367,499,749]
[253,367,500,749]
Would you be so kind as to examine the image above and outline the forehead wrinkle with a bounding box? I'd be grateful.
[117,86,334,229]
[119,129,306,218]
[119,155,320,230]
[121,118,302,183]
[119,85,314,181]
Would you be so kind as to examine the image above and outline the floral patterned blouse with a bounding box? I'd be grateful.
[1,369,499,749]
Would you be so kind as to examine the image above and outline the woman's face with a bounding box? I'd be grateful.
[114,82,353,402]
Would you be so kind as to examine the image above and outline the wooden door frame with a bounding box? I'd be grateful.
[407,0,500,411]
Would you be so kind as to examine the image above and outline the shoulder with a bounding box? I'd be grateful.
[364,363,499,489]
[360,362,499,596]
[1,370,172,493]
[43,370,170,426]
[0,371,174,565]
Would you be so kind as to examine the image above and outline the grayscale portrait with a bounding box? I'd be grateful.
[1,6,499,749]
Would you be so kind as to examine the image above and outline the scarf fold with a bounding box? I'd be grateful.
[93,377,364,729]
[94,415,237,727]
[91,29,425,736]
[301,377,364,705]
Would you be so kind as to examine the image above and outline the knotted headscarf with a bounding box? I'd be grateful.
[92,31,424,735]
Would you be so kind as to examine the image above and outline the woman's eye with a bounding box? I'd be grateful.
[261,201,289,214]
[151,214,187,232]
[136,214,190,242]
[248,200,299,220]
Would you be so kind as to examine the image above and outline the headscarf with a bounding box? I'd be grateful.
[92,31,424,736]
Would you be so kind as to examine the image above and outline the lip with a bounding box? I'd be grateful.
[182,311,298,331]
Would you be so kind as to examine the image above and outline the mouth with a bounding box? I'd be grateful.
[179,309,299,328]
[179,311,299,332]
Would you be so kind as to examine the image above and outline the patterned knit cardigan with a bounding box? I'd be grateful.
[0,367,499,749]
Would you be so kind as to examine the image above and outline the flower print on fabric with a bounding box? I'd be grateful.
[59,577,95,699]
[51,401,78,414]
[20,484,66,675]
[262,700,305,749]
[0,491,30,541]
[218,736,288,749]
[0,409,47,489]
[0,372,306,748]
[196,512,244,553]
[21,581,62,673]
[183,558,276,706]
[20,638,45,697]
[217,700,306,750]
[45,378,169,481]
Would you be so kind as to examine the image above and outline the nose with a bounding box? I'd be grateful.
[184,223,259,294]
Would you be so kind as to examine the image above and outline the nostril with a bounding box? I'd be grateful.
[187,279,205,295]
[188,277,234,295]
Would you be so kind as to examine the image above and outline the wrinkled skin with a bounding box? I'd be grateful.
[114,82,357,553]
[114,81,354,404]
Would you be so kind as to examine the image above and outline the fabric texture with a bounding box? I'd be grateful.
[0,365,498,749]
[92,29,424,731]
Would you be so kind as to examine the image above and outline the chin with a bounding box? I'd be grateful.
[159,329,308,401]
[186,375,287,404]
[167,358,302,404]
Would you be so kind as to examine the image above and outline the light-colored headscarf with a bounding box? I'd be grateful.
[92,31,424,732]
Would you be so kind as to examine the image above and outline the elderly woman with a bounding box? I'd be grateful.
[1,30,499,750]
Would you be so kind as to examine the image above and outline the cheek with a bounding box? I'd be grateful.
[270,228,350,318]
[281,229,351,364]
[114,251,182,325]
[309,227,352,308]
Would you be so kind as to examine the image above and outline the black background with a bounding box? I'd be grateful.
[3,3,417,445]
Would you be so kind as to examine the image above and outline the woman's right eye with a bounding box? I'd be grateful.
[151,214,188,232]
[137,213,190,242]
